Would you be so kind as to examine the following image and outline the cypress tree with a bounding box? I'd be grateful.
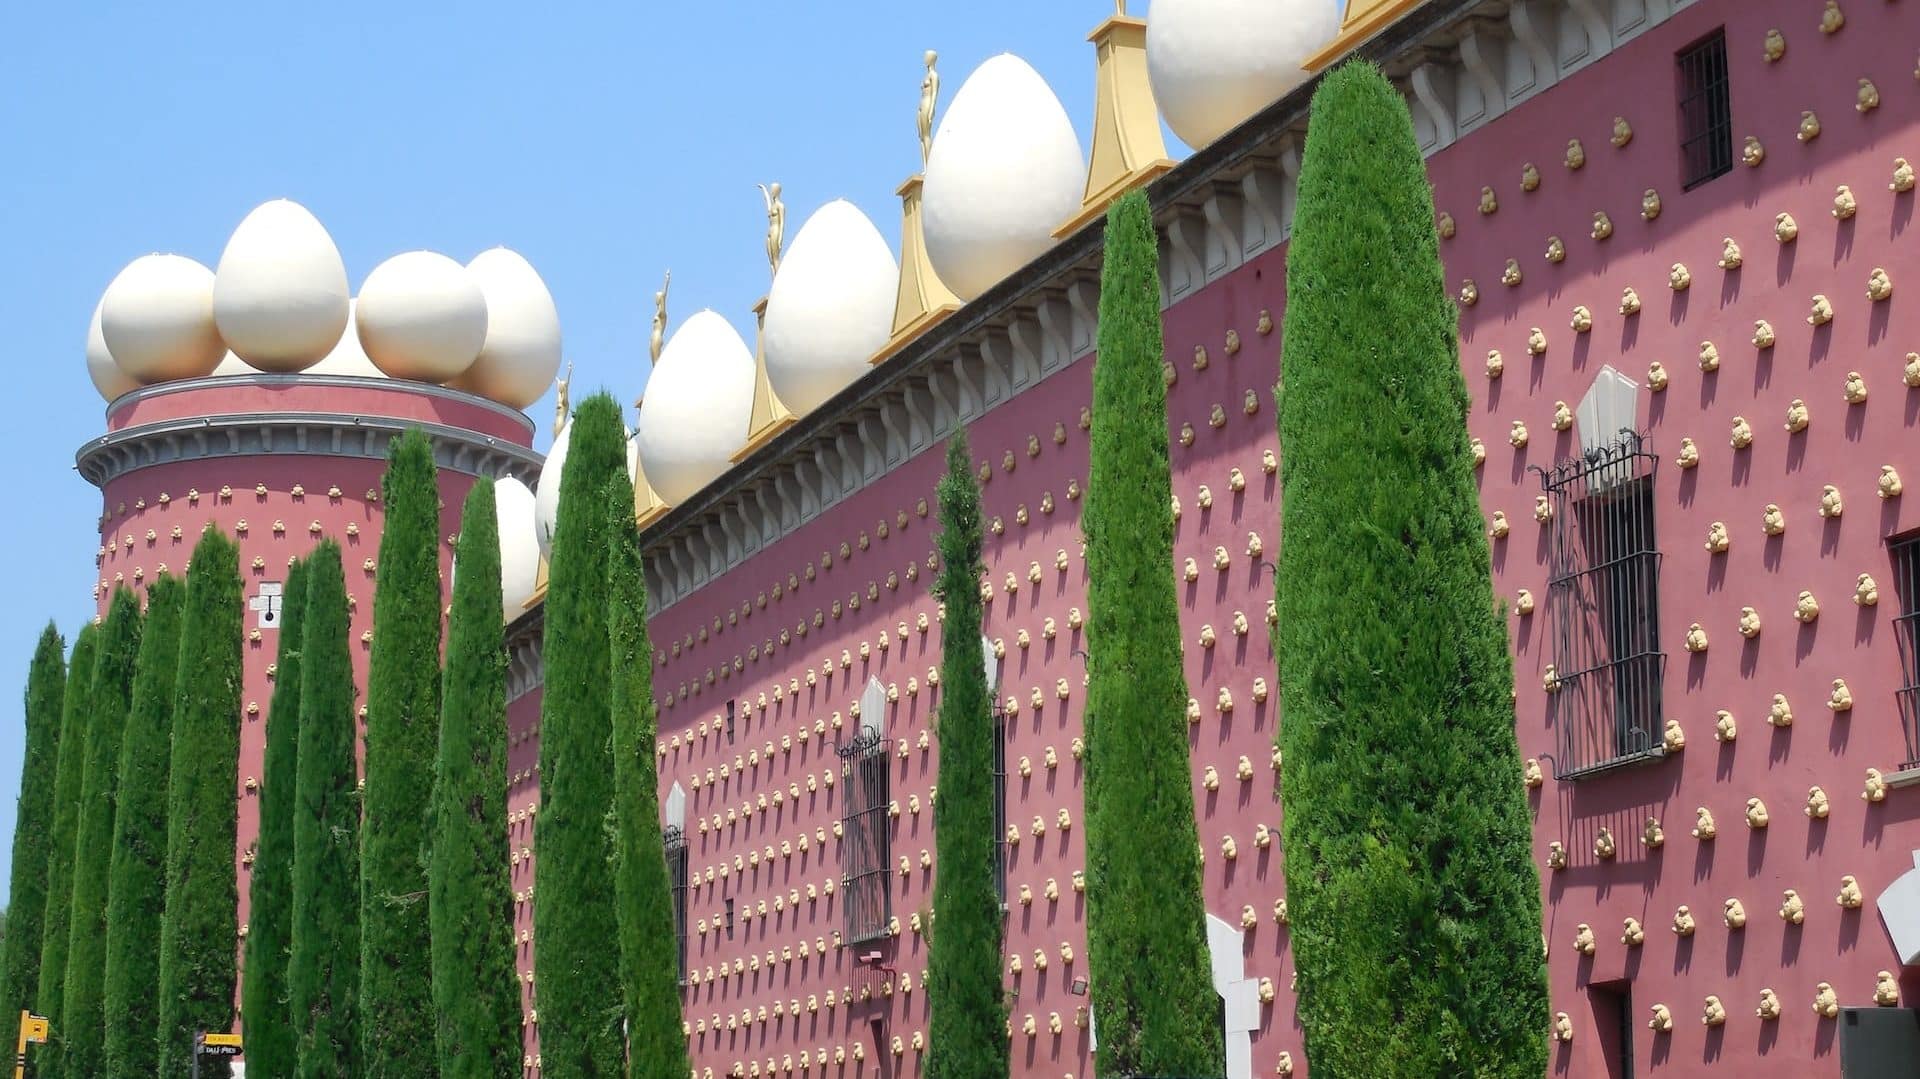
[288,541,361,1078]
[360,429,441,1078]
[62,587,143,1079]
[923,429,1007,1079]
[533,392,627,1075]
[33,622,96,1079]
[0,624,65,1042]
[103,574,186,1079]
[1081,189,1223,1077]
[156,529,244,1077]
[1276,61,1549,1077]
[608,474,691,1079]
[427,479,520,1076]
[241,557,308,1079]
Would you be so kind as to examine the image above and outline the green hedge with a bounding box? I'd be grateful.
[923,429,1008,1079]
[360,430,442,1077]
[103,574,185,1078]
[242,556,309,1079]
[1276,61,1549,1077]
[156,529,244,1078]
[62,587,143,1078]
[34,621,96,1079]
[428,479,520,1077]
[1081,189,1223,1078]
[607,473,691,1079]
[288,542,361,1078]
[0,624,65,1045]
[533,393,627,1075]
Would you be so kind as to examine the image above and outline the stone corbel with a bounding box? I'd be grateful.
[900,382,931,449]
[1507,2,1559,102]
[1238,156,1286,255]
[1163,205,1208,301]
[1065,276,1100,357]
[1410,61,1458,150]
[1457,25,1509,131]
[1564,0,1615,70]
[876,399,906,466]
[1033,288,1075,375]
[1202,180,1247,277]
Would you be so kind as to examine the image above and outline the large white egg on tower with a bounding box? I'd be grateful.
[99,254,227,383]
[921,54,1085,302]
[449,248,562,409]
[212,199,351,372]
[355,252,488,383]
[85,300,140,402]
[1146,0,1341,150]
[494,476,541,614]
[635,310,756,506]
[762,199,897,415]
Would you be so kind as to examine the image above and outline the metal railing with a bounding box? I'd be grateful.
[838,727,893,944]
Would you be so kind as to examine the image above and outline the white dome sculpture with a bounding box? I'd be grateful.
[212,199,350,372]
[494,476,541,614]
[99,254,226,384]
[1146,0,1340,150]
[921,54,1086,302]
[355,252,488,383]
[307,300,386,379]
[762,200,897,415]
[634,310,756,506]
[451,248,562,409]
[534,421,640,559]
[85,300,140,402]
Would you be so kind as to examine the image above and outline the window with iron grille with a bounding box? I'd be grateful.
[1677,30,1732,190]
[991,710,1008,904]
[1540,432,1666,779]
[664,826,689,981]
[1888,535,1920,767]
[838,727,892,944]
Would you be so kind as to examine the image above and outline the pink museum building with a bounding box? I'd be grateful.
[75,1,1920,1075]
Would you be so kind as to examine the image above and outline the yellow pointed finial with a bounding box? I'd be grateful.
[1305,0,1424,71]
[1053,7,1176,238]
[735,296,796,461]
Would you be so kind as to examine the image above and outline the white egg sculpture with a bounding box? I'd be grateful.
[494,476,541,614]
[922,54,1085,302]
[763,200,897,414]
[212,199,350,372]
[85,300,140,402]
[307,300,385,379]
[534,421,641,559]
[451,248,562,409]
[99,254,226,383]
[356,252,488,383]
[635,310,756,505]
[1146,0,1340,150]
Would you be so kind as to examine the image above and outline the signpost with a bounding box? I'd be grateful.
[13,1011,48,1079]
[191,1030,242,1079]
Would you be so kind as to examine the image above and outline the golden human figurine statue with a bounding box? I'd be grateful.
[552,362,572,437]
[758,182,785,278]
[918,51,940,166]
[650,270,670,366]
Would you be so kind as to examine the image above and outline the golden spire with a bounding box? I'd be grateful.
[1053,5,1176,238]
[872,52,964,367]
[735,295,796,461]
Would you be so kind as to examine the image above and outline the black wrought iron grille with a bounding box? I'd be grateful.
[1677,29,1732,190]
[664,826,689,981]
[991,710,1008,903]
[1888,536,1920,767]
[1540,431,1666,779]
[838,727,893,944]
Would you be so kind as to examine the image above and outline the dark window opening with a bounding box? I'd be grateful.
[838,726,893,944]
[991,710,1008,905]
[1677,30,1732,189]
[1589,981,1634,1079]
[1541,431,1666,779]
[724,897,735,940]
[725,699,736,744]
[665,826,689,982]
[1888,535,1920,766]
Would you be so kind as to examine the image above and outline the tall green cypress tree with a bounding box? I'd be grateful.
[103,575,186,1079]
[923,430,1007,1079]
[62,587,143,1079]
[534,393,627,1075]
[428,479,519,1077]
[1081,189,1223,1078]
[34,621,96,1079]
[156,529,244,1078]
[0,624,65,1044]
[360,429,441,1078]
[241,557,308,1079]
[608,474,691,1079]
[288,541,361,1078]
[1277,61,1549,1077]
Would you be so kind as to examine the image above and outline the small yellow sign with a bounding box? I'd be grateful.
[202,1032,243,1048]
[20,1016,47,1044]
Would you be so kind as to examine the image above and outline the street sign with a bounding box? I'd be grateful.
[191,1030,243,1079]
[14,1011,49,1079]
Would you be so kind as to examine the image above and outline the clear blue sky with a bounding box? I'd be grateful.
[0,1,1216,894]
